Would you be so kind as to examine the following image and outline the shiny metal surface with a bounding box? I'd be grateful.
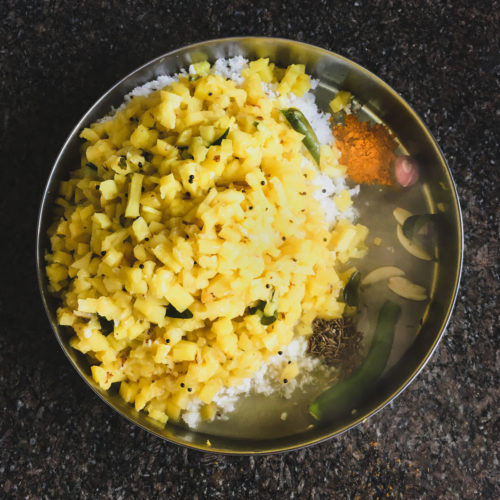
[36,37,463,454]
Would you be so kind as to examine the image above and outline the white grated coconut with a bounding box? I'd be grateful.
[181,336,334,428]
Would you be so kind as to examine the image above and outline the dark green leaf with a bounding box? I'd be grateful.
[402,214,440,240]
[165,304,193,319]
[142,150,153,162]
[98,315,114,336]
[343,271,361,307]
[248,300,266,315]
[211,128,230,146]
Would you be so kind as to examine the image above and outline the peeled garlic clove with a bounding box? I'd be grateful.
[393,207,413,226]
[361,266,406,286]
[396,224,433,261]
[388,276,427,301]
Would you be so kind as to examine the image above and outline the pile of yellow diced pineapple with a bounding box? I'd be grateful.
[45,59,368,426]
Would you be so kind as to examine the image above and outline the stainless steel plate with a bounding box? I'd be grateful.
[37,37,463,454]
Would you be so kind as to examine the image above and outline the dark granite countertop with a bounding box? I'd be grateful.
[1,1,498,498]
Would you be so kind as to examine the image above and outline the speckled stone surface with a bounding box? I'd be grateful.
[1,1,498,498]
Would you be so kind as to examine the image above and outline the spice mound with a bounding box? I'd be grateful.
[333,115,397,186]
[308,317,363,379]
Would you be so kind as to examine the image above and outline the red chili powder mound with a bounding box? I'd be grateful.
[333,115,397,185]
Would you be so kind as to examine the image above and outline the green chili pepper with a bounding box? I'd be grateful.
[343,271,361,307]
[309,300,401,421]
[211,127,230,146]
[165,304,193,319]
[402,214,440,240]
[281,108,321,165]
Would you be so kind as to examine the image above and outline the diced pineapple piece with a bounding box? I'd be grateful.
[148,409,168,425]
[164,283,194,312]
[165,401,182,421]
[154,343,171,363]
[132,216,150,242]
[170,390,190,410]
[130,124,158,149]
[172,340,198,362]
[80,127,100,143]
[93,212,111,229]
[329,90,352,113]
[125,173,144,218]
[281,361,299,382]
[198,379,222,404]
[119,381,139,403]
[191,61,211,75]
[212,317,233,337]
[133,298,165,324]
[334,190,352,212]
[99,179,119,200]
[91,365,111,389]
[200,403,216,421]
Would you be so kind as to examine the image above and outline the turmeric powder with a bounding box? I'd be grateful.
[333,115,397,185]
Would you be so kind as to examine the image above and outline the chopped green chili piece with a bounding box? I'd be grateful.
[248,300,266,315]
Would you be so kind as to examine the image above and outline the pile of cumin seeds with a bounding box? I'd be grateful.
[307,317,363,378]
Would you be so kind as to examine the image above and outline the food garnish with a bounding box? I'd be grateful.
[402,214,439,240]
[281,107,321,165]
[165,305,194,319]
[387,276,427,301]
[396,224,433,261]
[333,114,397,186]
[394,155,420,188]
[329,90,352,114]
[342,270,361,307]
[393,207,412,226]
[309,300,401,420]
[307,317,362,376]
[211,127,230,146]
[361,266,405,286]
